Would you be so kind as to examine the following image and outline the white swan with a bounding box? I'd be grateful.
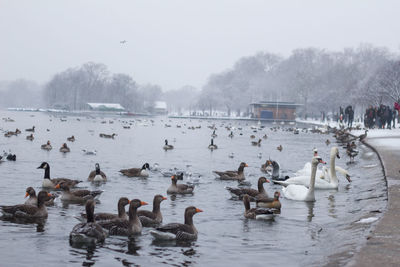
[276,147,351,189]
[282,156,325,201]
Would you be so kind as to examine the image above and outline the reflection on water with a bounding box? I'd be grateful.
[0,111,387,266]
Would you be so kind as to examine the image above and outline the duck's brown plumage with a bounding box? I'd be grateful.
[226,177,269,200]
[256,191,281,210]
[243,194,274,219]
[153,206,202,241]
[24,187,55,206]
[167,175,194,194]
[81,197,130,221]
[56,182,103,203]
[88,163,107,181]
[70,200,107,245]
[98,199,148,236]
[1,191,53,219]
[138,195,167,226]
[214,162,248,181]
[119,163,150,177]
[38,162,82,188]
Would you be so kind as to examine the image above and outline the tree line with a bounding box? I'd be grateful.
[1,44,399,118]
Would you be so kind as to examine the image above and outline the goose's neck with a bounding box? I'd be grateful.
[118,203,127,217]
[238,166,244,174]
[184,213,194,226]
[44,167,50,179]
[86,206,94,223]
[152,200,161,213]
[243,198,251,211]
[129,206,139,223]
[257,180,266,194]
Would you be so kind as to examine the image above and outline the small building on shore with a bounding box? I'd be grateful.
[154,101,167,115]
[87,103,125,112]
[249,101,302,121]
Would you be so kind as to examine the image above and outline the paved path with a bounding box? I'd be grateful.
[351,136,400,266]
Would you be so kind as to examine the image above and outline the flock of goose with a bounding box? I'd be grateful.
[0,116,364,249]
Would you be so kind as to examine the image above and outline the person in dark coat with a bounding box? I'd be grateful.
[393,108,397,128]
[386,106,393,129]
[347,106,354,129]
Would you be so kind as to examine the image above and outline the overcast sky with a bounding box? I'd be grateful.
[0,0,399,91]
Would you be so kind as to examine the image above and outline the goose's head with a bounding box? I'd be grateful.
[37,162,49,169]
[95,163,100,171]
[25,187,35,198]
[142,163,150,170]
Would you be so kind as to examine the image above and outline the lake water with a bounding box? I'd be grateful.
[0,111,386,266]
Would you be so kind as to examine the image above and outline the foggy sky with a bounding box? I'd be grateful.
[1,0,399,91]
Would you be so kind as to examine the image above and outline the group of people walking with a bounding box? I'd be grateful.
[364,104,397,129]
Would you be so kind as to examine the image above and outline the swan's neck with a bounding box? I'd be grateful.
[243,199,251,211]
[329,153,338,185]
[307,163,318,200]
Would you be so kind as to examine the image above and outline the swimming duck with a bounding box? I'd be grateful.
[250,135,255,139]
[119,163,150,177]
[98,199,148,236]
[70,200,107,246]
[80,197,130,222]
[208,139,218,150]
[138,195,167,227]
[25,126,35,132]
[99,133,116,138]
[167,175,195,194]
[41,141,52,150]
[26,134,34,141]
[261,160,282,180]
[88,163,107,182]
[228,131,234,138]
[277,145,283,152]
[226,177,270,200]
[6,153,16,161]
[213,162,248,181]
[251,139,262,146]
[262,134,268,139]
[82,149,97,155]
[59,143,70,153]
[67,135,75,142]
[211,130,217,138]
[37,162,82,189]
[256,191,282,210]
[1,191,53,219]
[25,187,55,206]
[150,206,203,241]
[325,139,331,145]
[243,194,274,220]
[163,139,174,150]
[56,182,103,203]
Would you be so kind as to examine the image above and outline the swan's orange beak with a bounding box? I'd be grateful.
[25,192,29,198]
[162,197,167,200]
[47,193,52,197]
[245,164,249,167]
[195,208,203,213]
[55,184,60,189]
[141,201,148,206]
[266,179,270,183]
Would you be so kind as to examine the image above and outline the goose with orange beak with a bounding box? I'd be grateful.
[138,194,167,226]
[167,175,194,194]
[1,191,53,219]
[150,206,203,241]
[24,186,55,206]
[213,162,248,181]
[99,199,148,236]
